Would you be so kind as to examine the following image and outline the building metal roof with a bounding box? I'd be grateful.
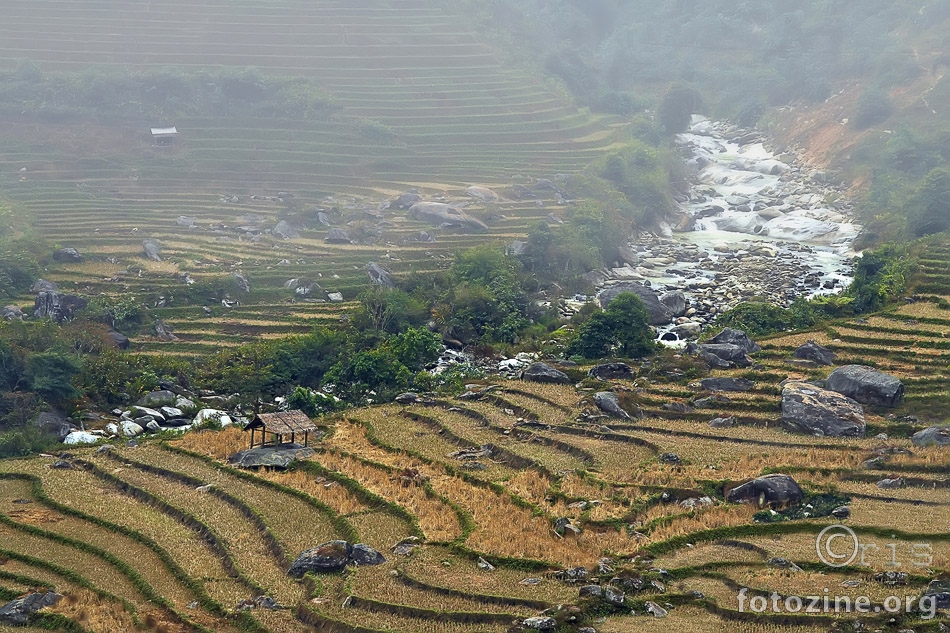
[244,410,317,435]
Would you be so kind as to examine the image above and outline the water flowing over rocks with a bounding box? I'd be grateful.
[592,118,860,342]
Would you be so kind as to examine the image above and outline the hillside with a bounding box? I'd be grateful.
[0,0,626,354]
[0,239,948,631]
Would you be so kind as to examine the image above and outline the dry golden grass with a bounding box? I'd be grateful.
[654,541,766,569]
[638,505,760,549]
[260,469,369,516]
[172,426,246,462]
[599,605,827,633]
[50,590,144,633]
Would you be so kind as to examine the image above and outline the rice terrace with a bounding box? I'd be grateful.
[0,1,948,632]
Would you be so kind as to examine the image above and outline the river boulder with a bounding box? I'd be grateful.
[707,328,760,353]
[825,365,904,408]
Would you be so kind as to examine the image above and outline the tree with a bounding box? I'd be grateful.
[658,84,702,134]
[910,168,950,237]
[387,327,441,372]
[569,292,656,359]
[24,351,80,406]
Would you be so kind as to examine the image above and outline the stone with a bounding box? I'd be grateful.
[781,382,866,437]
[659,291,687,317]
[272,220,300,240]
[395,393,424,405]
[522,617,557,630]
[923,580,950,610]
[477,556,496,570]
[727,474,804,508]
[1,305,24,321]
[288,541,352,576]
[107,329,130,349]
[0,591,63,625]
[349,543,386,566]
[121,421,144,437]
[645,601,668,617]
[876,477,905,489]
[707,328,761,353]
[593,392,635,420]
[228,444,315,469]
[409,202,488,232]
[142,239,162,261]
[659,452,681,464]
[825,365,904,408]
[697,343,752,368]
[912,425,950,447]
[671,321,703,339]
[176,215,197,228]
[63,431,100,445]
[390,191,422,209]
[32,411,74,441]
[523,362,571,384]
[33,291,87,322]
[467,185,500,202]
[155,319,178,341]
[588,363,633,381]
[160,406,183,419]
[52,247,82,262]
[793,340,836,366]
[233,274,250,293]
[579,585,603,598]
[105,422,119,435]
[327,292,344,303]
[146,420,162,432]
[51,459,73,469]
[596,283,673,325]
[194,409,233,427]
[31,279,58,294]
[132,406,166,423]
[699,377,754,392]
[175,396,196,410]
[831,506,851,519]
[604,586,625,606]
[367,262,395,289]
[325,228,351,244]
[137,390,177,407]
[709,416,737,428]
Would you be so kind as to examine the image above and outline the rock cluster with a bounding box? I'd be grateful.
[288,541,386,577]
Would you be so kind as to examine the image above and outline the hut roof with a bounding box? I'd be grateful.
[244,410,317,435]
[150,127,178,136]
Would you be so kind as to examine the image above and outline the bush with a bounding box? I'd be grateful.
[852,88,894,129]
[285,386,341,418]
[0,425,57,459]
[568,293,656,359]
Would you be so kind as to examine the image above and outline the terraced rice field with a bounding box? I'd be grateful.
[0,0,626,353]
[3,239,949,629]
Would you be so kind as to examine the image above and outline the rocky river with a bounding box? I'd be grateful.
[588,117,862,343]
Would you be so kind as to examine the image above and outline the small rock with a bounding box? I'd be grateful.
[477,556,495,571]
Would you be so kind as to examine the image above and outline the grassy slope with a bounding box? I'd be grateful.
[0,0,624,352]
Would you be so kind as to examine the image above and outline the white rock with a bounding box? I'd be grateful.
[121,421,145,437]
[160,406,183,419]
[63,431,100,445]
[174,396,196,410]
[194,409,233,428]
[104,422,119,436]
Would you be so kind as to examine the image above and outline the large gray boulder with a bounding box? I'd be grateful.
[523,362,571,384]
[391,191,422,209]
[659,291,688,318]
[33,291,87,322]
[708,328,761,353]
[793,340,836,366]
[596,283,673,325]
[588,362,633,381]
[912,425,950,447]
[136,390,177,408]
[409,202,488,232]
[325,228,351,244]
[107,329,130,349]
[30,279,58,294]
[593,392,636,420]
[32,411,75,441]
[781,382,866,437]
[825,365,904,408]
[0,591,63,625]
[228,444,315,469]
[697,343,752,368]
[53,247,82,262]
[272,220,300,240]
[288,541,385,577]
[2,305,24,321]
[367,262,395,289]
[142,239,162,261]
[288,541,352,576]
[727,474,803,508]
